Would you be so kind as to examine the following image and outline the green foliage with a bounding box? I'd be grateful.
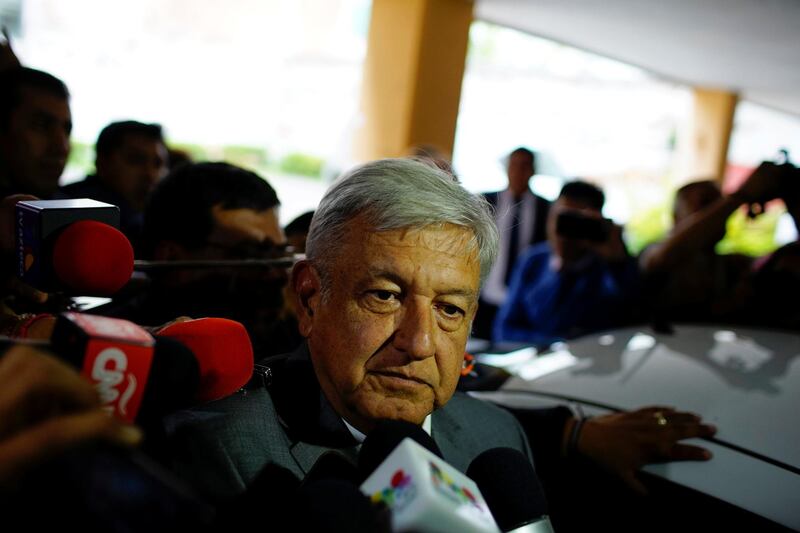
[625,203,671,255]
[716,208,781,256]
[161,141,327,182]
[222,145,270,168]
[66,140,95,175]
[625,201,784,257]
[169,143,211,162]
[279,152,325,178]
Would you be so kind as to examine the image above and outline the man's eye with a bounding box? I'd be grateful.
[438,304,464,318]
[372,290,396,301]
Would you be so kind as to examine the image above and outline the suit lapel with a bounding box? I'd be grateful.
[266,343,359,473]
[289,441,335,474]
[431,403,469,470]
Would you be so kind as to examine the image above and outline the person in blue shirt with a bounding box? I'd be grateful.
[494,180,640,345]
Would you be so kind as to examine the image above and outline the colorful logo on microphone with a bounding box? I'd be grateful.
[369,468,417,511]
[429,462,483,511]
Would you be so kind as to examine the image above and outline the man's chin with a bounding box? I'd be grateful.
[353,395,433,428]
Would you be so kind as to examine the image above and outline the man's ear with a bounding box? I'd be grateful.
[292,260,321,338]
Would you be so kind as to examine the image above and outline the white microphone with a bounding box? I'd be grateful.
[360,437,501,533]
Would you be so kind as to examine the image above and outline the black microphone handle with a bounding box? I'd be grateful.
[467,447,554,533]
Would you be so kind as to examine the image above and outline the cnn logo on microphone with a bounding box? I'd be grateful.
[83,343,153,423]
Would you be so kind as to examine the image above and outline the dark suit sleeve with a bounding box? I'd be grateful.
[162,388,298,504]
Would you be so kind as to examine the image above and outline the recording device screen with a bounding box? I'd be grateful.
[555,211,610,242]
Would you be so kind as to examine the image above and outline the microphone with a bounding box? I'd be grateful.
[302,451,360,486]
[156,317,254,403]
[48,312,199,424]
[359,420,500,533]
[16,199,134,295]
[358,419,443,482]
[466,448,554,533]
[295,479,391,533]
[222,459,388,533]
[216,462,301,531]
[52,220,134,295]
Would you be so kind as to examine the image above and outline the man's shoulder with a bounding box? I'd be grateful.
[163,386,296,501]
[442,391,520,428]
[517,241,552,268]
[434,392,531,471]
[60,176,121,205]
[165,386,281,445]
[60,177,94,195]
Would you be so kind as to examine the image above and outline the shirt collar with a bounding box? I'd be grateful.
[342,415,433,444]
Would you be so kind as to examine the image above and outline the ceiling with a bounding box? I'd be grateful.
[475,0,800,117]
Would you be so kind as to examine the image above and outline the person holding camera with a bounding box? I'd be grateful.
[493,180,640,345]
[638,161,792,324]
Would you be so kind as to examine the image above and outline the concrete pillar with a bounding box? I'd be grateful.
[355,0,474,161]
[692,87,739,182]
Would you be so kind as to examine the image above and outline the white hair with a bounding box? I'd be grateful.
[306,158,498,287]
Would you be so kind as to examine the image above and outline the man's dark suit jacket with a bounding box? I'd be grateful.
[164,344,534,502]
[473,190,551,339]
[482,190,551,249]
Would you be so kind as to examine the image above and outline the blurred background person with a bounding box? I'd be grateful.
[494,180,639,346]
[474,147,551,339]
[283,210,314,254]
[110,162,299,357]
[61,120,169,250]
[0,67,71,199]
[639,163,788,325]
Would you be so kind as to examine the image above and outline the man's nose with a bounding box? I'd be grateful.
[393,298,435,360]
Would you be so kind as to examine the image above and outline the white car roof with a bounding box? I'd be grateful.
[475,324,800,528]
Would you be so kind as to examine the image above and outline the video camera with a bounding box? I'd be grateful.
[555,211,612,242]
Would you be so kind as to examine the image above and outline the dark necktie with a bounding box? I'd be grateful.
[505,200,522,286]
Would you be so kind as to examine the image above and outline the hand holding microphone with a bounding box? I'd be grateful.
[6,312,256,425]
[0,344,141,487]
